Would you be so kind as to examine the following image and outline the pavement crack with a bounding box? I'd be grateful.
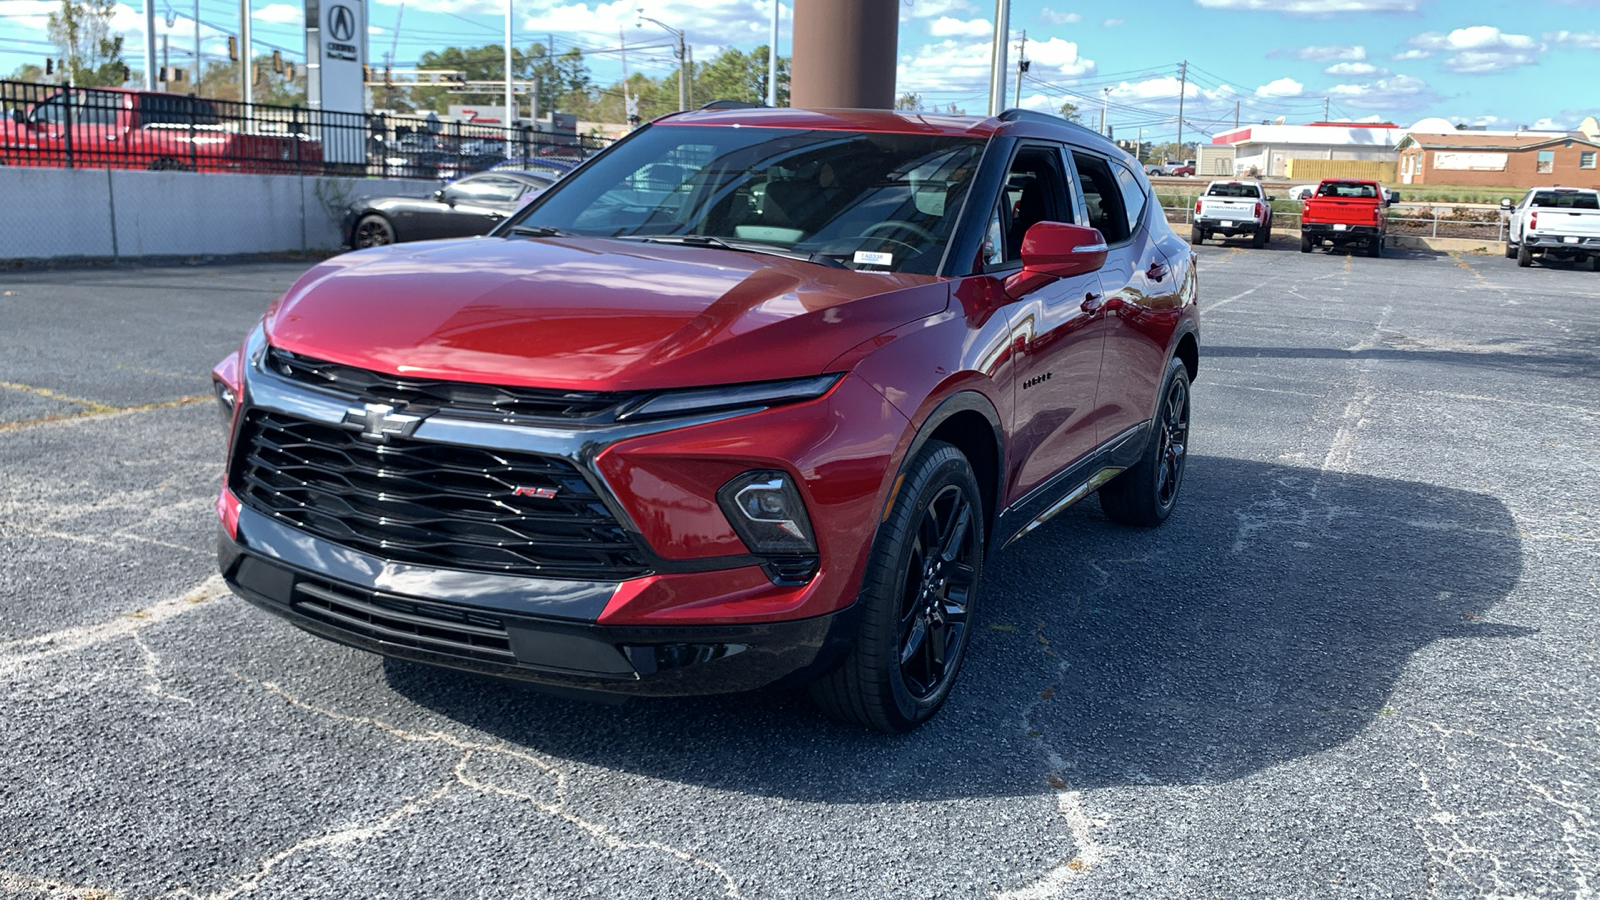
[237,679,748,899]
[0,869,121,899]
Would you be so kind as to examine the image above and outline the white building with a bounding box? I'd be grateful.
[1209,122,1405,178]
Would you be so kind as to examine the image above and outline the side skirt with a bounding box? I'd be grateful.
[994,421,1151,548]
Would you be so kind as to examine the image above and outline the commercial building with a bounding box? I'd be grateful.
[1208,121,1403,178]
[1396,118,1600,189]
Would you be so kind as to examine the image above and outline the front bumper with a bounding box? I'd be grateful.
[220,511,858,696]
[1302,223,1381,240]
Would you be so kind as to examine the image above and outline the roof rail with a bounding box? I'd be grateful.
[997,107,1114,145]
[699,99,767,110]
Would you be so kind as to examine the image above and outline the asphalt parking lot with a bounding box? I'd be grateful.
[1,242,1597,899]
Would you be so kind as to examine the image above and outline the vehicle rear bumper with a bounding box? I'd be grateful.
[1524,234,1600,251]
[1196,217,1262,235]
[218,520,858,697]
[1302,223,1381,240]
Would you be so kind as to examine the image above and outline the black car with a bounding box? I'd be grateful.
[344,172,557,249]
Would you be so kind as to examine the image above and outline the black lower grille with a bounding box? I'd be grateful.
[234,410,649,579]
[293,580,515,660]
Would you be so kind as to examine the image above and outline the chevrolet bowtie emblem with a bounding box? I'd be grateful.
[341,403,426,443]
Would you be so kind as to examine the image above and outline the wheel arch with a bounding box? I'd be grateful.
[895,391,1004,548]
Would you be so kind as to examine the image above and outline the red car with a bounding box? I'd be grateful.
[1,86,321,173]
[213,107,1200,732]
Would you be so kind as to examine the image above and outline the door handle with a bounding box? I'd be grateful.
[1146,263,1168,282]
[487,212,504,220]
[1081,292,1105,313]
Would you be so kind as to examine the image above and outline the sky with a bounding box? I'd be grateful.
[2,0,1597,140]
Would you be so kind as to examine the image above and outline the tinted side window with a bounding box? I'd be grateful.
[78,91,123,126]
[986,143,1072,269]
[1071,152,1130,244]
[1112,162,1147,232]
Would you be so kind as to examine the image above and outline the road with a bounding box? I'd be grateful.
[1,244,1596,898]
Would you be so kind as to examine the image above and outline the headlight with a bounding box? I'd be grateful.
[717,470,817,556]
[617,374,841,422]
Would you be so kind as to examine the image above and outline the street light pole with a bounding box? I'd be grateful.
[240,0,252,109]
[986,0,1009,116]
[767,0,779,107]
[144,0,157,89]
[638,14,687,111]
[505,0,514,158]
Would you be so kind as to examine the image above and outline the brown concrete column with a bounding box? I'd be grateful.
[790,0,900,109]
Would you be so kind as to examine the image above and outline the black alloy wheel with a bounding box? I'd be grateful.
[810,440,984,733]
[354,214,396,248]
[896,484,977,700]
[1100,356,1191,527]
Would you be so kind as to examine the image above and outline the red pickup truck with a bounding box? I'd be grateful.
[1299,178,1397,257]
[1,86,321,174]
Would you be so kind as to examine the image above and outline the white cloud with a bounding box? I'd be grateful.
[1102,18,1124,26]
[1529,117,1566,130]
[898,36,1094,94]
[1023,37,1095,76]
[1544,30,1600,49]
[253,3,300,25]
[523,0,782,47]
[903,0,975,19]
[1037,8,1082,25]
[1391,49,1431,60]
[1325,62,1384,76]
[1195,0,1424,13]
[1255,77,1304,98]
[929,16,992,37]
[1326,74,1437,111]
[1290,44,1367,61]
[0,0,52,30]
[1408,26,1544,73]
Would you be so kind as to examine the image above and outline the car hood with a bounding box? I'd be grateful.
[264,236,949,391]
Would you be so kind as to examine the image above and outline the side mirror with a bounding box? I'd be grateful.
[1004,222,1108,299]
[432,188,448,203]
[9,108,24,125]
[1265,195,1277,202]
[1385,190,1401,204]
[1499,198,1513,210]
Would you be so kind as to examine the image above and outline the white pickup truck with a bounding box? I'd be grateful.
[1191,180,1275,248]
[1504,187,1600,270]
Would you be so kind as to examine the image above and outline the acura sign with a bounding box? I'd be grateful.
[305,0,366,164]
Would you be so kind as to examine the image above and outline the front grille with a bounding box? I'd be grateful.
[265,346,633,421]
[293,580,515,661]
[234,410,650,579]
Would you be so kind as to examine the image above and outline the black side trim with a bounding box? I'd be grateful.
[994,420,1150,545]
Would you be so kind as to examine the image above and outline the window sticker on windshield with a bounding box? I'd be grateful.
[854,251,894,266]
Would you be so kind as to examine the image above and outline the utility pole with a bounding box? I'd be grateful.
[1013,30,1026,107]
[144,0,157,88]
[1175,59,1187,161]
[194,0,201,92]
[1323,96,1330,121]
[240,0,253,110]
[505,0,514,157]
[161,34,169,86]
[1101,87,1109,136]
[1137,125,1143,162]
[767,0,779,106]
[987,0,1009,116]
[1234,100,1240,129]
[685,44,693,107]
[639,15,688,111]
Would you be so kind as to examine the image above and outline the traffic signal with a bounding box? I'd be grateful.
[228,36,238,61]
[272,50,283,74]
[44,58,52,75]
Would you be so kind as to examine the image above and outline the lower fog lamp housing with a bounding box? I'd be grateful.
[717,470,820,586]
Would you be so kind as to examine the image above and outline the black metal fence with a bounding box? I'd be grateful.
[0,80,611,179]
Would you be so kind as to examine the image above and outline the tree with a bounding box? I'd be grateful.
[693,46,788,107]
[407,43,593,120]
[198,54,306,106]
[47,0,128,87]
[7,63,45,83]
[895,92,923,111]
[1058,101,1082,123]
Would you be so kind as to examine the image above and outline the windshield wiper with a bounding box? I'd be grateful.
[508,225,565,237]
[617,234,849,269]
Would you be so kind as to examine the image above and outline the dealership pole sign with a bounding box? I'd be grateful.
[305,0,367,164]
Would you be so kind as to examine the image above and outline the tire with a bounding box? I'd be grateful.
[354,214,396,248]
[1505,241,1517,260]
[1366,236,1382,258]
[1300,234,1313,253]
[1517,241,1533,268]
[1190,225,1204,245]
[1099,357,1191,528]
[147,157,190,171]
[810,440,984,734]
[1590,255,1600,272]
[1251,229,1266,249]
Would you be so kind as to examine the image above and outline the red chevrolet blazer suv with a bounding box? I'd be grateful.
[213,107,1200,732]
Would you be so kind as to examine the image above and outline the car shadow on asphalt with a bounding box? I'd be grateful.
[384,455,1528,801]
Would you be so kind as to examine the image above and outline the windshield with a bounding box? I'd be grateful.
[1530,191,1599,210]
[1317,182,1376,199]
[1206,183,1260,198]
[507,124,987,274]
